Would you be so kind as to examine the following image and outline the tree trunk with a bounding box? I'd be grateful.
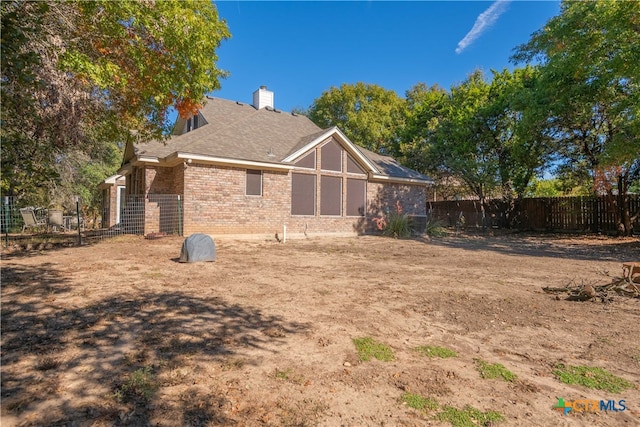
[618,174,633,236]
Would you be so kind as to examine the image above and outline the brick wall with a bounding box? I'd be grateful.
[366,181,428,232]
[142,151,428,236]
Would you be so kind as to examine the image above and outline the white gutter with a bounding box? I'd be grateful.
[173,152,293,171]
[369,173,434,186]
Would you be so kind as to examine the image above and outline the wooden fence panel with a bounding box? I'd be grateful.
[429,195,639,234]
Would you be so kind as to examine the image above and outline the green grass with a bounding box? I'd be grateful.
[353,337,395,362]
[425,218,447,237]
[415,345,457,358]
[274,367,292,380]
[437,405,504,427]
[383,211,413,239]
[475,359,517,382]
[113,365,157,402]
[552,364,633,393]
[401,392,438,412]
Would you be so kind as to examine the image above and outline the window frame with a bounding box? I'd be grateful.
[245,169,263,196]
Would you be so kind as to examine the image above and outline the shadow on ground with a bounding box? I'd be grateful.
[1,262,308,425]
[423,232,640,262]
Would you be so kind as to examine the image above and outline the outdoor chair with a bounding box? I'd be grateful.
[19,207,47,233]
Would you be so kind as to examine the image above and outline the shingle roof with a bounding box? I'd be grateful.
[135,97,322,164]
[131,96,432,184]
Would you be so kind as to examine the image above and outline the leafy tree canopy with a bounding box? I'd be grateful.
[1,0,230,206]
[307,82,406,155]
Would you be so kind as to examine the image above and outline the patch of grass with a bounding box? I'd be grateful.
[415,345,457,358]
[401,392,438,412]
[552,364,633,393]
[353,337,394,362]
[113,365,157,402]
[144,271,164,279]
[274,368,292,380]
[475,359,517,382]
[221,357,246,371]
[273,367,306,385]
[437,405,504,427]
[35,355,61,371]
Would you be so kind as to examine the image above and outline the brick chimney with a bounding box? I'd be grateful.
[252,85,274,109]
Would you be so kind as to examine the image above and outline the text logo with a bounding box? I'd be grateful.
[554,398,627,415]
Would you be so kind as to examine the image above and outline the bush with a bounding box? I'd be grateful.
[375,200,413,239]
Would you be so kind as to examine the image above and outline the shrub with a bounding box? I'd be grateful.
[376,200,413,239]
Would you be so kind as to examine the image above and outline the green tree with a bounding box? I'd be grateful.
[426,70,498,225]
[307,82,406,155]
[512,0,640,234]
[1,0,229,210]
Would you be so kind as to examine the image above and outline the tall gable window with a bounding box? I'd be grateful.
[291,173,315,215]
[320,176,341,216]
[292,138,367,217]
[346,179,366,216]
[246,169,262,196]
[321,141,342,171]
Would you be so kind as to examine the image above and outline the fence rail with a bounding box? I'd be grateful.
[429,195,640,234]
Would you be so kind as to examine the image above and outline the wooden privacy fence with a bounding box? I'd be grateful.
[428,195,640,234]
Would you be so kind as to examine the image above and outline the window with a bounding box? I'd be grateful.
[246,169,262,196]
[347,154,366,174]
[294,151,316,169]
[346,179,366,216]
[321,176,342,216]
[321,141,342,171]
[291,173,316,215]
[186,114,199,132]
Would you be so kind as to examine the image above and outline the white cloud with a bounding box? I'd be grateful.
[455,0,511,54]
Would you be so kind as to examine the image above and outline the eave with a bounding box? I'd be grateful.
[369,173,434,186]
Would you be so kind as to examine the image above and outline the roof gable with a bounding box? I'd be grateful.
[122,95,432,185]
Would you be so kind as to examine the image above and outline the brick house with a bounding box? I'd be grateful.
[112,87,432,237]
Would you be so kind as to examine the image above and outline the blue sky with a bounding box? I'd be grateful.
[211,1,561,112]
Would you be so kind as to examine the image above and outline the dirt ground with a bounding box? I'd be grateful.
[1,232,639,426]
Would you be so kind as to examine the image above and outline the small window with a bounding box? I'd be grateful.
[246,169,262,196]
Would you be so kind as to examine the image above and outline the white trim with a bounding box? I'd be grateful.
[369,173,434,185]
[173,153,293,171]
[116,186,125,224]
[283,127,378,173]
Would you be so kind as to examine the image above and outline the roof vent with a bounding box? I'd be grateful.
[253,86,274,110]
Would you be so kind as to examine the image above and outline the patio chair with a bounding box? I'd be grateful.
[19,207,47,233]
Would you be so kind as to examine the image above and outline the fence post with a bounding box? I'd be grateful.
[177,195,182,237]
[3,196,9,248]
[75,196,82,245]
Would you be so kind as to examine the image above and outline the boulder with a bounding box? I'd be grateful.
[179,233,216,263]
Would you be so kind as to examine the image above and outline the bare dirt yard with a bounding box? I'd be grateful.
[2,232,639,426]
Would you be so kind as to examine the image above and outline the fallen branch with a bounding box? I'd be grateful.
[543,277,640,302]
